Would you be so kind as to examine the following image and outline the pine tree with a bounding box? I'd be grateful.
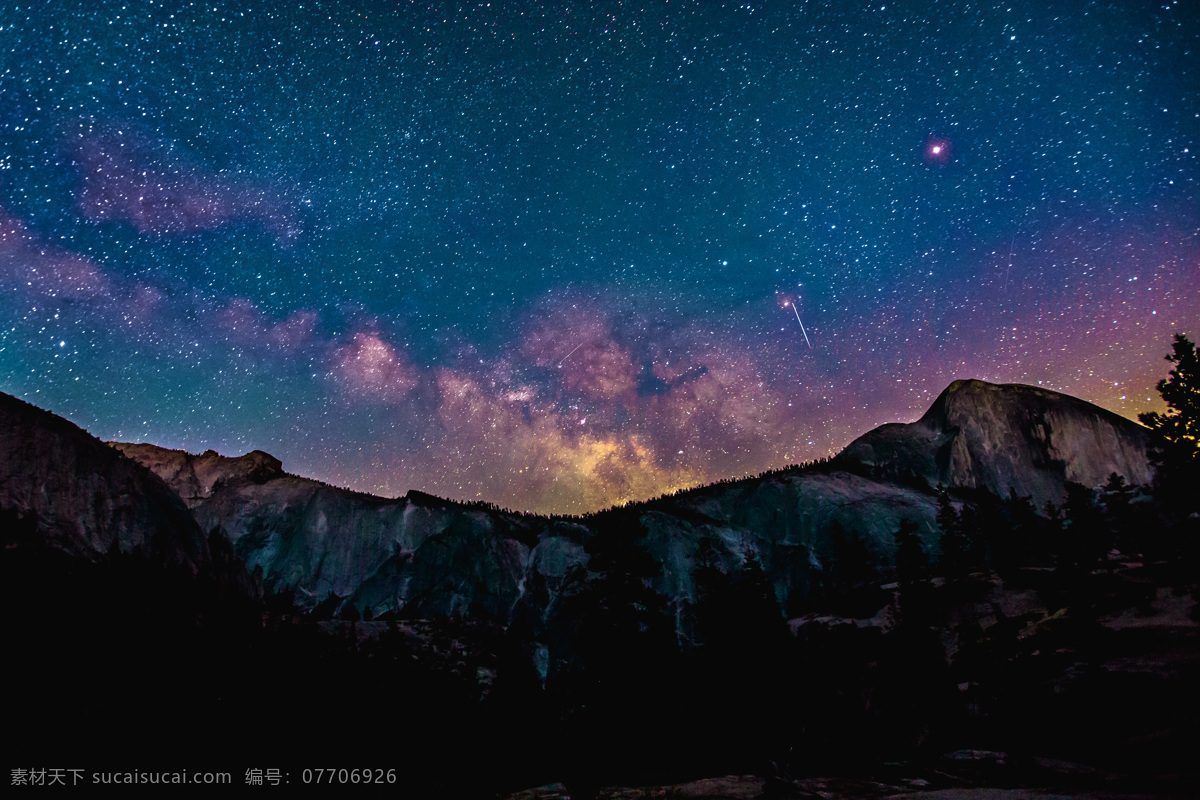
[936,489,971,578]
[1099,472,1139,558]
[827,522,877,614]
[894,519,930,630]
[1063,481,1107,570]
[992,488,1038,574]
[895,519,927,588]
[1139,333,1200,460]
[1139,333,1200,519]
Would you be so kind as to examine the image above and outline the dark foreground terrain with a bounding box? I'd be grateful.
[3,374,1198,796]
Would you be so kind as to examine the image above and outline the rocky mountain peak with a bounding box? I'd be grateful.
[0,391,208,565]
[839,379,1153,506]
[109,442,284,508]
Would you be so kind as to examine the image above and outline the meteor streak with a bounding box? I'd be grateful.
[558,342,584,366]
[788,302,812,348]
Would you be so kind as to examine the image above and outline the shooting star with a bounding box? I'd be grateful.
[557,342,584,366]
[786,301,813,349]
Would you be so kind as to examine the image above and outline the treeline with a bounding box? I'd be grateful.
[415,456,840,523]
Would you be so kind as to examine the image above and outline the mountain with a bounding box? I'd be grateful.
[0,391,208,565]
[836,379,1154,508]
[110,443,285,507]
[0,380,1152,620]
[109,447,943,622]
[109,441,550,617]
[106,379,1153,621]
[4,381,1188,793]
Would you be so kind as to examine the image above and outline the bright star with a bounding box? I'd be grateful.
[923,134,953,165]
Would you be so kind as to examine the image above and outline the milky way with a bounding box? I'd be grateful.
[1,1,1197,513]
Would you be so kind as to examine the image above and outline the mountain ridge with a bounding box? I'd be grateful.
[0,390,209,566]
[1,380,1156,621]
[836,378,1153,507]
[119,378,1155,518]
[90,379,1154,621]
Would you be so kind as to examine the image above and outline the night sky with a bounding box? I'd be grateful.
[1,1,1197,514]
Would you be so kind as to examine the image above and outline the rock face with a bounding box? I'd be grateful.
[110,434,948,620]
[7,379,1151,622]
[837,379,1153,508]
[106,445,563,617]
[110,443,283,507]
[0,391,208,565]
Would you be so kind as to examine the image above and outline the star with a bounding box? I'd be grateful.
[923,135,954,166]
[0,1,1193,514]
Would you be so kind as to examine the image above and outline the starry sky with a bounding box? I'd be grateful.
[1,0,1197,514]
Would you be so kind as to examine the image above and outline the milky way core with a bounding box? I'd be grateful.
[1,1,1196,514]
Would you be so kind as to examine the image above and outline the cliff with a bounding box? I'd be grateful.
[106,380,1153,621]
[0,391,208,566]
[836,379,1152,508]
